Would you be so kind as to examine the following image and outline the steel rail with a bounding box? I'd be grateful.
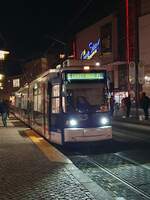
[82,156,150,200]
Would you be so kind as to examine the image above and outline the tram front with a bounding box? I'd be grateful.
[61,68,112,143]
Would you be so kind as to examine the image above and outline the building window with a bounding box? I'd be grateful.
[13,79,20,88]
[101,22,112,54]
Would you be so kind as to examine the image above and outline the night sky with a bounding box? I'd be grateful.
[0,0,119,75]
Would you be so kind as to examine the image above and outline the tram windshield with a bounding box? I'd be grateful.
[64,83,108,113]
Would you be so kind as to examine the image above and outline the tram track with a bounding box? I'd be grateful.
[86,156,150,199]
[57,125,150,199]
[114,152,150,171]
[69,152,150,200]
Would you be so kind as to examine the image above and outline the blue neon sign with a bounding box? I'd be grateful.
[80,38,101,60]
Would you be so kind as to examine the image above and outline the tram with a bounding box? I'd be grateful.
[14,59,112,145]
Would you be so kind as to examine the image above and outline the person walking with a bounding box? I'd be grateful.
[140,92,150,120]
[0,99,9,127]
[124,95,131,118]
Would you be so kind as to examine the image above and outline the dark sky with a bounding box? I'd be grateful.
[0,0,119,75]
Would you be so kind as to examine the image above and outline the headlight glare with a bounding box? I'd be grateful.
[100,117,109,125]
[69,119,78,126]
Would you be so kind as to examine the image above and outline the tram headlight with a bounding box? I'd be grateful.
[69,119,78,126]
[100,117,109,125]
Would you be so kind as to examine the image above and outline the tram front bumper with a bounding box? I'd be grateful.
[64,126,112,142]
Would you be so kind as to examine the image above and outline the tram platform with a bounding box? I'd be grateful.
[0,115,113,200]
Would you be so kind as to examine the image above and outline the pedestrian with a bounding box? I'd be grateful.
[114,102,120,116]
[110,95,115,117]
[124,95,131,118]
[140,92,150,120]
[0,99,9,127]
[5,100,10,118]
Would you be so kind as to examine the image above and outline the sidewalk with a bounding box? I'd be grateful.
[113,107,150,126]
[0,115,113,200]
[113,116,150,126]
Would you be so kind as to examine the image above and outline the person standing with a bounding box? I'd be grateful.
[140,92,150,120]
[110,95,115,117]
[0,100,9,127]
[124,95,131,118]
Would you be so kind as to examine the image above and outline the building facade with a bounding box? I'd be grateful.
[139,0,150,96]
[1,75,23,103]
[74,0,150,102]
[23,57,48,84]
[2,57,49,102]
[74,14,128,103]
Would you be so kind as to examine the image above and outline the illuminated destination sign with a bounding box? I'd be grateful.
[66,73,104,81]
[80,39,101,60]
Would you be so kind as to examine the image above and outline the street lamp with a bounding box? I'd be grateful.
[0,81,3,90]
[0,73,4,80]
[0,50,9,60]
[0,50,9,92]
[0,50,9,76]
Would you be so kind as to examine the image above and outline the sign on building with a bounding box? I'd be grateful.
[138,61,144,84]
[80,38,101,60]
[129,61,135,84]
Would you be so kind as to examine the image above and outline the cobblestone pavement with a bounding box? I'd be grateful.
[0,116,112,200]
[70,153,150,200]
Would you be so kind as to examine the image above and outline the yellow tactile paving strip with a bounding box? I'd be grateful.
[25,130,72,164]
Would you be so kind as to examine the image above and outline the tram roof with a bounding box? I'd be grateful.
[15,59,107,94]
[34,59,106,80]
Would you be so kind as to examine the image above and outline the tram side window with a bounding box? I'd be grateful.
[15,96,21,108]
[51,84,60,113]
[21,93,28,109]
[33,85,42,112]
[33,87,38,111]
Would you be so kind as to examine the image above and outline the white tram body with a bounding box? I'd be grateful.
[14,59,112,145]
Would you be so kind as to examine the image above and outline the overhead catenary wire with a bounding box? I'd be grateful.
[44,0,94,55]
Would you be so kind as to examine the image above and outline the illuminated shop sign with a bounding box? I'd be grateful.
[66,73,104,81]
[80,39,101,60]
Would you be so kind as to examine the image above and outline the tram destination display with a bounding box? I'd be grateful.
[66,72,105,82]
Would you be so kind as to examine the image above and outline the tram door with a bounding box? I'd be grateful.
[47,82,52,140]
[48,82,62,144]
[43,83,46,137]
